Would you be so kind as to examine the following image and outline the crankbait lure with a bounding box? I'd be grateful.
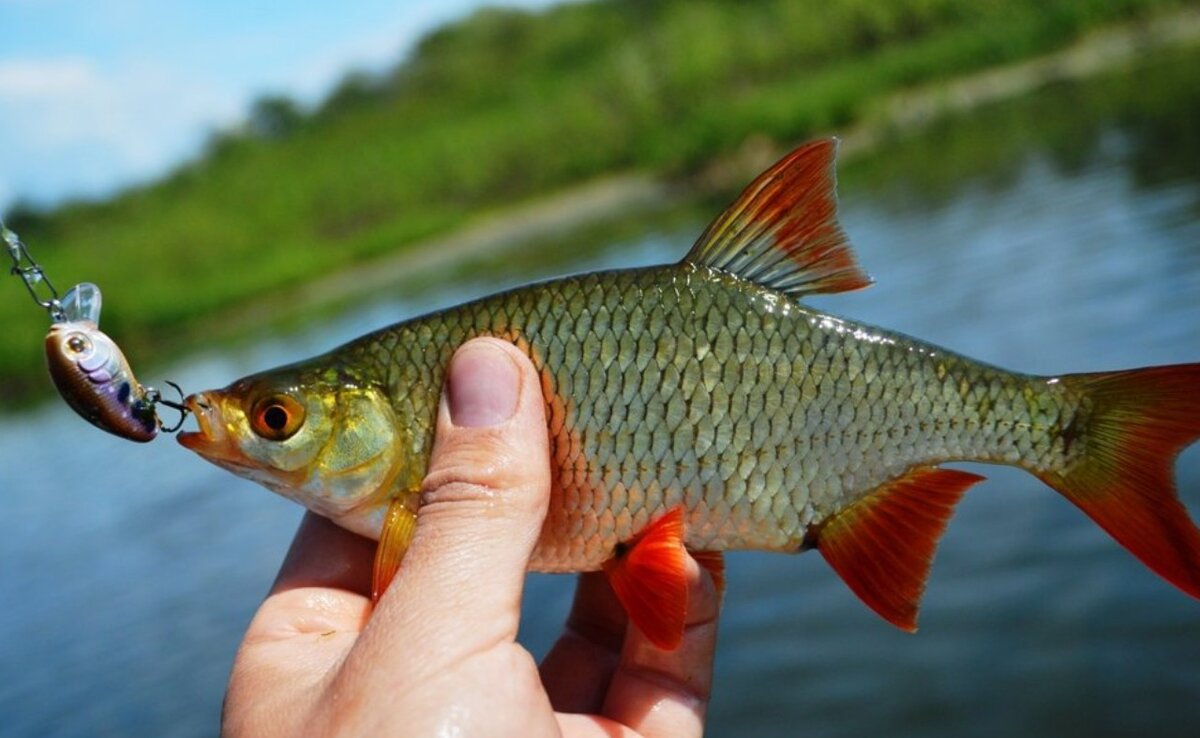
[44,283,161,441]
[4,221,187,441]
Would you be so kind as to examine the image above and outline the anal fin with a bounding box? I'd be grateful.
[603,507,689,650]
[372,497,418,601]
[814,466,985,631]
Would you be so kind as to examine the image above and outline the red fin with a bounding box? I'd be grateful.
[816,467,985,631]
[603,507,689,650]
[372,499,417,601]
[691,550,726,598]
[684,138,872,297]
[1044,365,1200,599]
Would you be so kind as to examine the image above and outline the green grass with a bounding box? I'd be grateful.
[1,0,1190,406]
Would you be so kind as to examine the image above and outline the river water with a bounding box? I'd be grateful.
[2,50,1198,737]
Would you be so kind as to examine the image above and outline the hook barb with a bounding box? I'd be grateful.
[150,380,191,433]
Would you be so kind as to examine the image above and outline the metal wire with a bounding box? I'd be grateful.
[3,218,64,321]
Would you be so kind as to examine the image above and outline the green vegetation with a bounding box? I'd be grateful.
[2,0,1191,406]
[843,42,1200,209]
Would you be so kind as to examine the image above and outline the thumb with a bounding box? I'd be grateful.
[365,337,550,667]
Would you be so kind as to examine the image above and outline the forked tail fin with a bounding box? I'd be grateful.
[1041,364,1200,599]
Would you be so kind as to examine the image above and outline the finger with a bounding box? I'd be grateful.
[246,512,376,646]
[345,337,550,681]
[540,572,628,713]
[601,554,720,738]
[223,514,375,737]
[271,511,375,597]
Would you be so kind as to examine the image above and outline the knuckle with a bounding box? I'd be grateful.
[425,433,549,502]
[420,477,502,508]
[422,455,516,501]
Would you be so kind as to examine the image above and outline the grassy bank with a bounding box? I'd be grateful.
[2,0,1193,406]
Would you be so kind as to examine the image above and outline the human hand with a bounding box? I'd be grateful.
[222,337,721,737]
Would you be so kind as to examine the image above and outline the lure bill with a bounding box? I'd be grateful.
[178,139,1200,649]
[43,283,158,442]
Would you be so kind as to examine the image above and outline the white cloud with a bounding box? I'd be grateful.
[0,57,94,96]
[0,0,569,211]
[0,56,241,208]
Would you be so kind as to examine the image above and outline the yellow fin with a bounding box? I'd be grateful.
[372,498,418,601]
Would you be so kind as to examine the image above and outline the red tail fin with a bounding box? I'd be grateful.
[1042,364,1200,599]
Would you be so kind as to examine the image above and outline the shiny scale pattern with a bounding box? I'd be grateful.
[329,262,1088,572]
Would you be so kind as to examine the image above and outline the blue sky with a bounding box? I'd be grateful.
[0,0,559,212]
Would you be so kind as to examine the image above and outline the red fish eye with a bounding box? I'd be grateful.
[250,394,305,441]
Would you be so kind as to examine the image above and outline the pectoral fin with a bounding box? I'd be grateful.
[814,466,985,631]
[372,497,418,601]
[603,507,689,650]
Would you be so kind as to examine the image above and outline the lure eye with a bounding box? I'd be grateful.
[250,394,305,441]
[66,334,91,354]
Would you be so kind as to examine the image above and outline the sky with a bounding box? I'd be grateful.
[0,0,560,213]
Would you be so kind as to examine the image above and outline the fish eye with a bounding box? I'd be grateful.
[250,394,305,441]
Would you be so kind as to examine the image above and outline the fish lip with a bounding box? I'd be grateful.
[176,394,212,449]
[177,392,243,465]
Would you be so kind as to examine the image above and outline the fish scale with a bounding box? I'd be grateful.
[336,262,1070,571]
[179,138,1200,644]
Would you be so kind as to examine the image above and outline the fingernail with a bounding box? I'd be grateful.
[448,342,521,427]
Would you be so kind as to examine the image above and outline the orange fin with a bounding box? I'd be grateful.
[691,550,726,599]
[603,507,689,650]
[683,137,872,297]
[815,466,985,631]
[372,498,418,601]
[1044,365,1200,599]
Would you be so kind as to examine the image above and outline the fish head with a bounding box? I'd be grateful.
[178,364,400,528]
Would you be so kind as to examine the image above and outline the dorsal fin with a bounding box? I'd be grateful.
[814,466,985,631]
[683,138,872,297]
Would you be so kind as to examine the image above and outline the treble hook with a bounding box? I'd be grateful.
[147,380,192,433]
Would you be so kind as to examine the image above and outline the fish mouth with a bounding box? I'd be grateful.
[176,393,213,448]
[177,391,245,465]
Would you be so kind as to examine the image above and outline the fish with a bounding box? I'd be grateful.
[45,283,159,442]
[178,138,1200,649]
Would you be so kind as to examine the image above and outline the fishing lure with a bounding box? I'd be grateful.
[44,283,161,441]
[4,223,187,441]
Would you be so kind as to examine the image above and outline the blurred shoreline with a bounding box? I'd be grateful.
[187,7,1200,342]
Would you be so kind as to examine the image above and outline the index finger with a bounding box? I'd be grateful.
[270,511,376,597]
[601,554,720,738]
[224,514,375,736]
[539,571,629,713]
[239,512,376,648]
